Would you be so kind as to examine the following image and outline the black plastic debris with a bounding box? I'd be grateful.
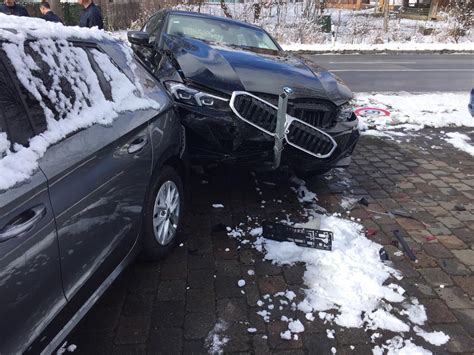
[262,221,332,251]
[358,197,369,207]
[393,230,417,262]
[379,247,389,261]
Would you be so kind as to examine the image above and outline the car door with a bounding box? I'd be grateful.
[0,51,66,354]
[35,44,154,301]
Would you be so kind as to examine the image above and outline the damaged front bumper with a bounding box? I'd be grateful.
[175,90,359,172]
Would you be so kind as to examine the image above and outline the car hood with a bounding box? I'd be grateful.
[163,35,352,105]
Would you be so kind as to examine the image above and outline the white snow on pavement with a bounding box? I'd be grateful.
[414,326,450,346]
[0,133,9,157]
[444,132,474,157]
[205,320,229,355]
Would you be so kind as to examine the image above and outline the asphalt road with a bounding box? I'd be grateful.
[302,53,474,93]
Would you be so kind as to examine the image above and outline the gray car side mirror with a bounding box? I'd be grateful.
[127,31,152,47]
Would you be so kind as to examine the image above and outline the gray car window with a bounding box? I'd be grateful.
[0,51,35,146]
[144,13,164,42]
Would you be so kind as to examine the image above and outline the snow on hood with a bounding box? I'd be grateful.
[0,15,159,192]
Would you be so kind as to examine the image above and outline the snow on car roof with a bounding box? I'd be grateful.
[0,14,159,192]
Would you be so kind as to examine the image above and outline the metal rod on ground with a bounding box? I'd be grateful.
[273,87,292,169]
[393,230,417,262]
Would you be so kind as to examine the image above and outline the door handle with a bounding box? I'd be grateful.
[128,136,148,154]
[0,204,47,242]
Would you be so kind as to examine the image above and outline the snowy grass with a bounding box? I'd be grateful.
[354,92,473,133]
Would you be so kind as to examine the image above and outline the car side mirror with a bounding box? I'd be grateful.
[127,31,151,47]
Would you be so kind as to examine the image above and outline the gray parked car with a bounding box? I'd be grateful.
[0,26,186,353]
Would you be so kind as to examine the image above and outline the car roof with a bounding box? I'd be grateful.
[163,9,265,32]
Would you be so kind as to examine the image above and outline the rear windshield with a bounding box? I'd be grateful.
[165,14,279,51]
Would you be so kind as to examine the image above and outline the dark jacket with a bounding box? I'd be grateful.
[0,3,29,16]
[42,10,63,23]
[79,2,103,29]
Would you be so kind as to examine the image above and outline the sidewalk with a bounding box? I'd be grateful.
[67,128,474,354]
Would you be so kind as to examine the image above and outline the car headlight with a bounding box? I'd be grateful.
[164,81,229,110]
[336,103,355,122]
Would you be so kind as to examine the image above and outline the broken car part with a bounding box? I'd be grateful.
[262,221,333,251]
[393,230,418,262]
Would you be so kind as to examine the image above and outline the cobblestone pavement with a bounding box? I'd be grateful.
[68,128,474,354]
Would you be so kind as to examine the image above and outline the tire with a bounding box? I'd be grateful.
[141,165,184,261]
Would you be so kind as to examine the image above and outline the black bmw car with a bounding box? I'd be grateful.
[129,10,359,174]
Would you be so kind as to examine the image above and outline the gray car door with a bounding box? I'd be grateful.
[36,45,155,300]
[0,53,66,354]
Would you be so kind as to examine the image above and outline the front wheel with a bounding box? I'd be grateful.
[141,166,184,261]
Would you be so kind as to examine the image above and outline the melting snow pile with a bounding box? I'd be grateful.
[0,15,159,191]
[443,132,474,157]
[354,92,472,134]
[226,177,449,354]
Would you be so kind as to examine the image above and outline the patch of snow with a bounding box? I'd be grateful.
[375,336,432,355]
[212,204,224,208]
[238,279,246,287]
[205,320,229,355]
[249,227,263,237]
[288,319,305,333]
[331,347,337,354]
[247,269,255,276]
[326,329,335,339]
[401,301,427,326]
[280,330,292,340]
[247,328,257,333]
[444,132,474,157]
[355,93,473,134]
[414,326,449,346]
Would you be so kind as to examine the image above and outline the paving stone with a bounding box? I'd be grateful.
[412,252,438,268]
[114,316,150,345]
[188,253,215,270]
[422,299,457,323]
[215,259,242,276]
[217,298,248,322]
[245,282,261,307]
[113,344,147,355]
[303,332,337,354]
[432,324,474,353]
[436,287,474,309]
[159,260,187,280]
[267,321,303,350]
[437,216,465,229]
[122,293,155,317]
[258,275,287,295]
[215,275,243,299]
[147,327,182,354]
[157,280,186,301]
[282,264,305,285]
[452,276,474,297]
[428,223,453,236]
[436,235,468,250]
[419,268,453,287]
[187,268,215,289]
[396,217,425,231]
[451,228,474,244]
[184,313,216,340]
[335,327,370,345]
[438,258,471,276]
[423,243,454,259]
[452,309,474,336]
[452,249,474,266]
[183,339,207,354]
[186,288,215,313]
[255,258,283,276]
[152,301,185,328]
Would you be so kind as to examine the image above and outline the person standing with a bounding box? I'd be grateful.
[78,0,103,29]
[0,0,29,16]
[39,1,63,23]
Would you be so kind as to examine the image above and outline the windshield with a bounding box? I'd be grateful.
[165,14,280,51]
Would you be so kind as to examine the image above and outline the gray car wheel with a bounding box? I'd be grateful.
[141,165,184,261]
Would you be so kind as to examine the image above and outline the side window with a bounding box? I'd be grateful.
[0,51,35,147]
[86,48,113,101]
[144,13,164,42]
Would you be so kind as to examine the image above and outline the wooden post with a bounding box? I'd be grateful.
[383,0,389,32]
[428,0,439,19]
